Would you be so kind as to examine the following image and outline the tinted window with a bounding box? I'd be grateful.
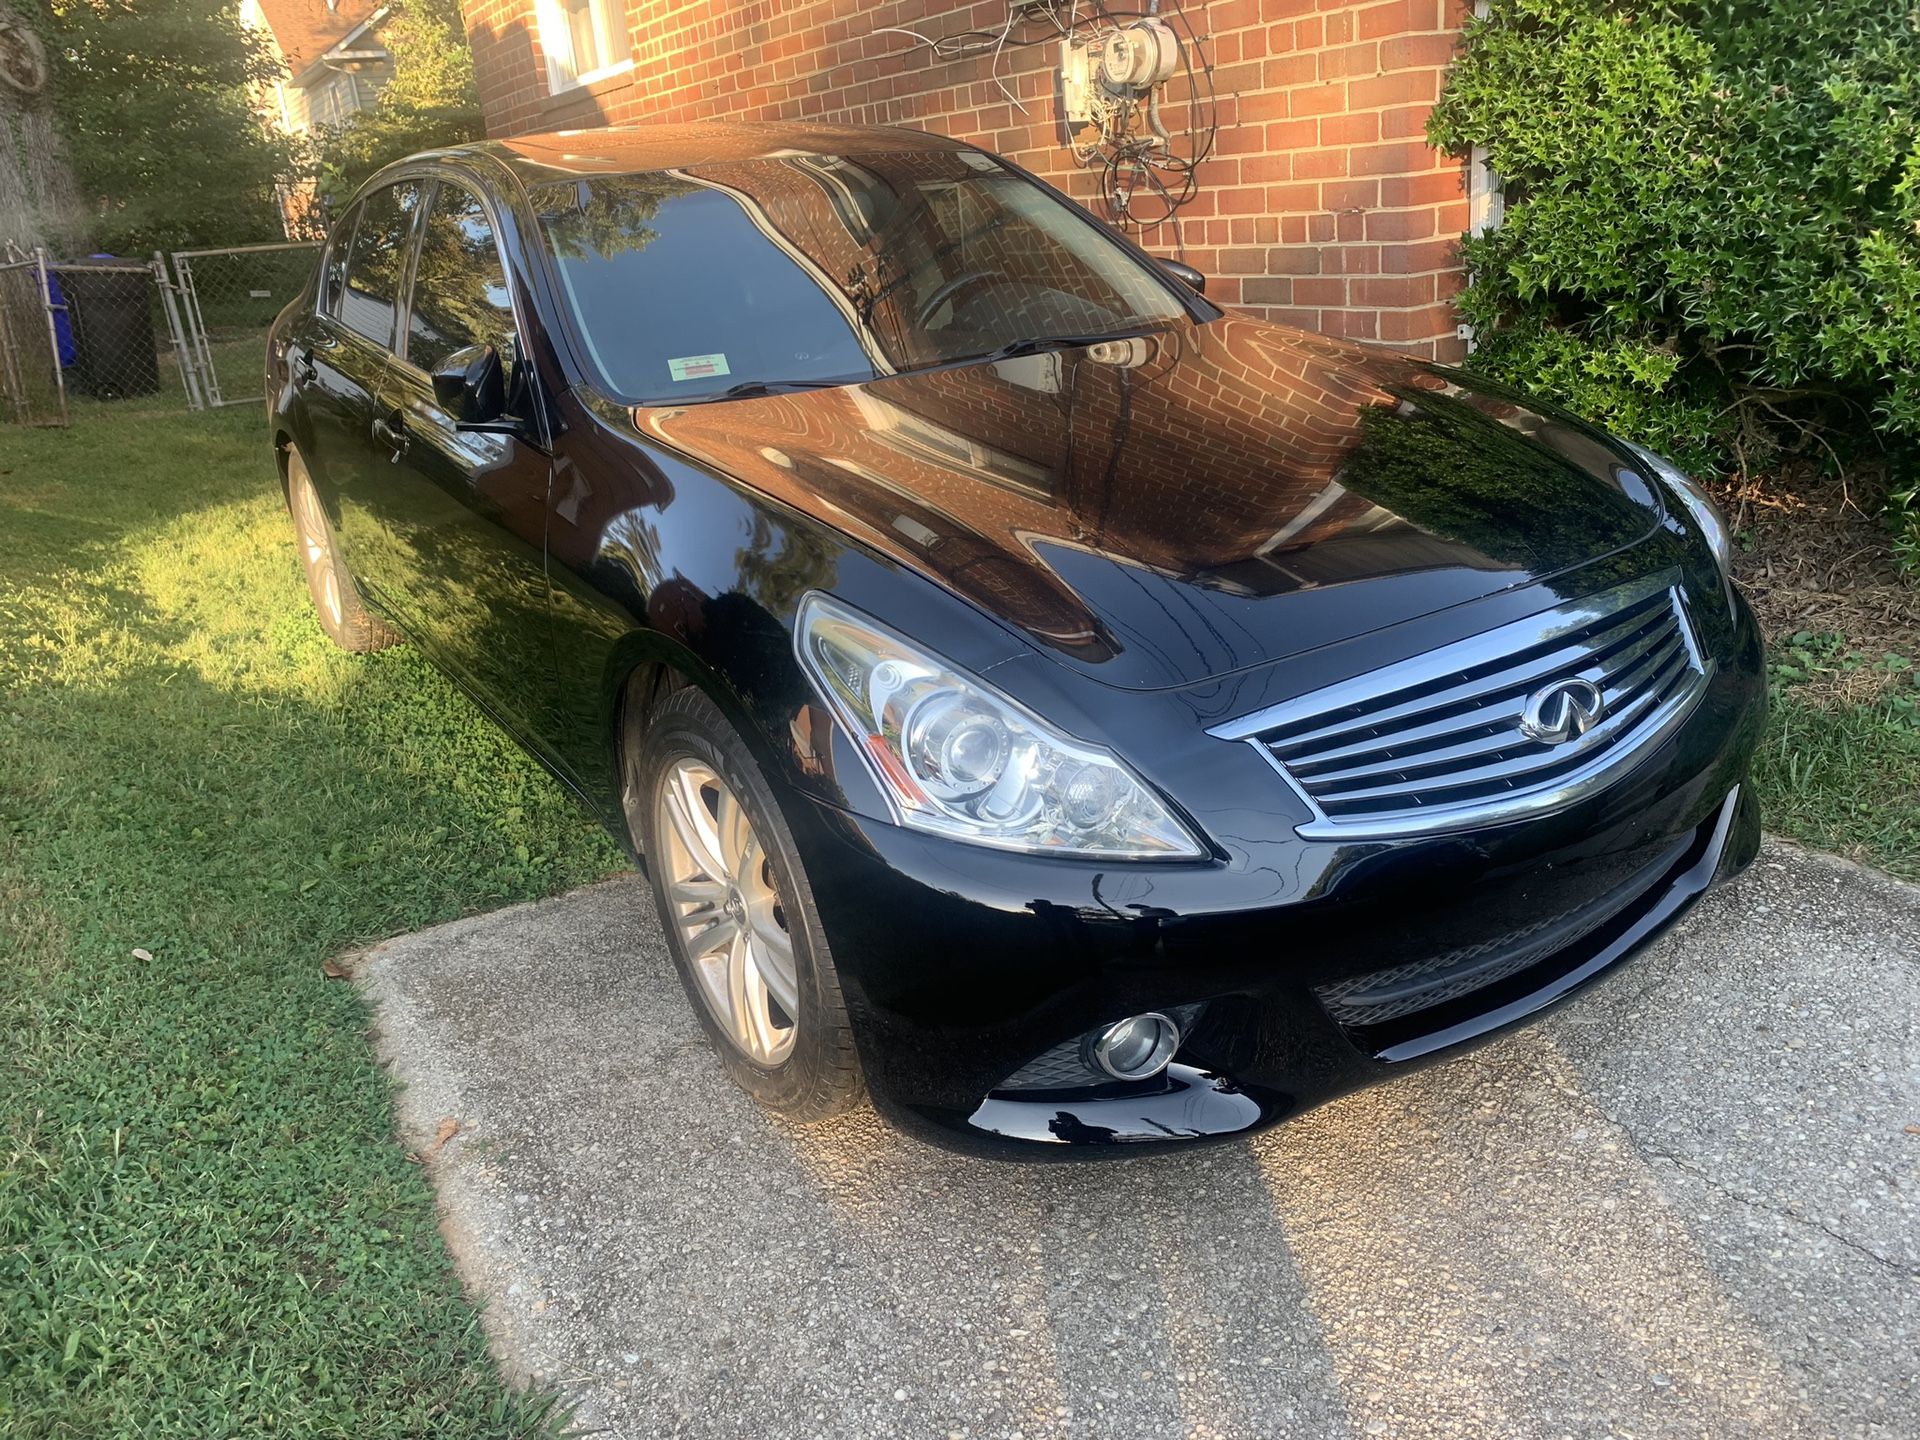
[407,183,516,374]
[338,181,422,348]
[320,203,359,316]
[530,151,1189,402]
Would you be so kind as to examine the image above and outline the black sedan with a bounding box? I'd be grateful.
[266,122,1765,1157]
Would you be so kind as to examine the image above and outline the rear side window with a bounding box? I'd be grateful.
[320,203,359,315]
[338,181,422,348]
[407,182,517,374]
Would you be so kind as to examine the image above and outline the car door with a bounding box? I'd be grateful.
[321,179,427,613]
[372,176,557,743]
[283,200,365,489]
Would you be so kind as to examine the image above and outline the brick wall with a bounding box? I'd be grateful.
[460,0,1470,359]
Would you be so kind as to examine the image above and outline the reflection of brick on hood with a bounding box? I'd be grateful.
[652,318,1432,650]
[840,322,1405,584]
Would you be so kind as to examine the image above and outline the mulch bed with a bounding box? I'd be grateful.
[1722,466,1920,706]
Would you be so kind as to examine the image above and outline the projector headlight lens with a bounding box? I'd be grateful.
[796,593,1204,859]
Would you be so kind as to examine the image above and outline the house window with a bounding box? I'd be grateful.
[309,71,365,130]
[537,0,629,92]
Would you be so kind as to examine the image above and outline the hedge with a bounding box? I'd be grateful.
[1427,0,1920,509]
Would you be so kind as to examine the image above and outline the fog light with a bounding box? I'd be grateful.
[1088,1012,1180,1081]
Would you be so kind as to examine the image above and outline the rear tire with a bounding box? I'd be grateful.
[284,447,399,653]
[626,685,864,1122]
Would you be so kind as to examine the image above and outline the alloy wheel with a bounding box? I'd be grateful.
[654,758,799,1065]
[290,470,343,627]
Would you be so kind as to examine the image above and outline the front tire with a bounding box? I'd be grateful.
[284,447,399,653]
[626,686,863,1122]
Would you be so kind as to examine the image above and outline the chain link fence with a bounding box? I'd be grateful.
[0,239,323,425]
[54,256,187,405]
[171,242,321,407]
[0,256,66,426]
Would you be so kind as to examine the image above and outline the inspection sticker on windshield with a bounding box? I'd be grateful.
[668,353,731,383]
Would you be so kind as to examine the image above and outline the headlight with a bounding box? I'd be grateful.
[1625,441,1733,575]
[795,593,1205,860]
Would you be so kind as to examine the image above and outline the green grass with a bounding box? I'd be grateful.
[1751,633,1920,880]
[0,399,623,1436]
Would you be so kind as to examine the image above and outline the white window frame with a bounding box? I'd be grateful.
[535,0,631,94]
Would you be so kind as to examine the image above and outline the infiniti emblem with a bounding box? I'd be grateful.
[1520,678,1606,745]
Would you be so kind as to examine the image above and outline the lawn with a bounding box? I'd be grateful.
[1736,476,1920,882]
[1751,649,1920,879]
[0,399,623,1437]
[1,396,1915,1438]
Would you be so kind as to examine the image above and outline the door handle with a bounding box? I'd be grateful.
[371,413,409,462]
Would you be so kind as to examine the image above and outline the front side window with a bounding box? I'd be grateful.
[529,150,1192,404]
[537,0,629,91]
[407,182,516,375]
[337,181,422,349]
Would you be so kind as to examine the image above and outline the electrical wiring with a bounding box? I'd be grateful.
[875,1,1219,247]
[1080,0,1218,244]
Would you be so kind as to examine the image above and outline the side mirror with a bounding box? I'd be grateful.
[1159,259,1207,296]
[431,343,508,427]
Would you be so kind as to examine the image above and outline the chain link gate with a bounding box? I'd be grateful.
[49,255,189,406]
[0,239,323,425]
[0,253,67,426]
[170,241,321,407]
[0,249,206,425]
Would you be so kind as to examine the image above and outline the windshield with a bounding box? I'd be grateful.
[529,150,1193,403]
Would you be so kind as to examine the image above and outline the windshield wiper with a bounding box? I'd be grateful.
[704,377,862,402]
[963,330,1159,365]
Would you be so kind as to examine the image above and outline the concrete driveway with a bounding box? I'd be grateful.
[357,839,1919,1440]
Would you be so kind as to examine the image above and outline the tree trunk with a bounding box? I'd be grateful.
[0,3,85,254]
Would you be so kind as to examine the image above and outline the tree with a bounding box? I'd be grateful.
[0,1,84,251]
[528,172,679,263]
[30,0,295,254]
[312,0,482,211]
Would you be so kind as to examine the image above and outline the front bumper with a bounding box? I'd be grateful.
[785,600,1766,1159]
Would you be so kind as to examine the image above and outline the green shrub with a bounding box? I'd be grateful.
[30,0,295,252]
[1428,0,1920,488]
[1890,481,1920,573]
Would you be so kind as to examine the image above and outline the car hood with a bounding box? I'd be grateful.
[631,316,1665,691]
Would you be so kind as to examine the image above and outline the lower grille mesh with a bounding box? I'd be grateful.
[1314,830,1693,1032]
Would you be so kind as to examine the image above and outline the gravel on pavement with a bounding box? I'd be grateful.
[356,839,1920,1440]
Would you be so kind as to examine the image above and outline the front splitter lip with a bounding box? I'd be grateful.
[883,785,1749,1162]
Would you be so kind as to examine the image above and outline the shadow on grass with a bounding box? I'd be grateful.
[0,420,623,1435]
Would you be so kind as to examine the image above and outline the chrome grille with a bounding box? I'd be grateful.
[1209,572,1711,839]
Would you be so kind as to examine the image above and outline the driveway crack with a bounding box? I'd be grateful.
[1643,1147,1919,1279]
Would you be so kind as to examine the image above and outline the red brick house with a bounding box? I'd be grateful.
[456,0,1484,361]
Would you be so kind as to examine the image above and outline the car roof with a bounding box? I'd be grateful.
[439,121,973,185]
